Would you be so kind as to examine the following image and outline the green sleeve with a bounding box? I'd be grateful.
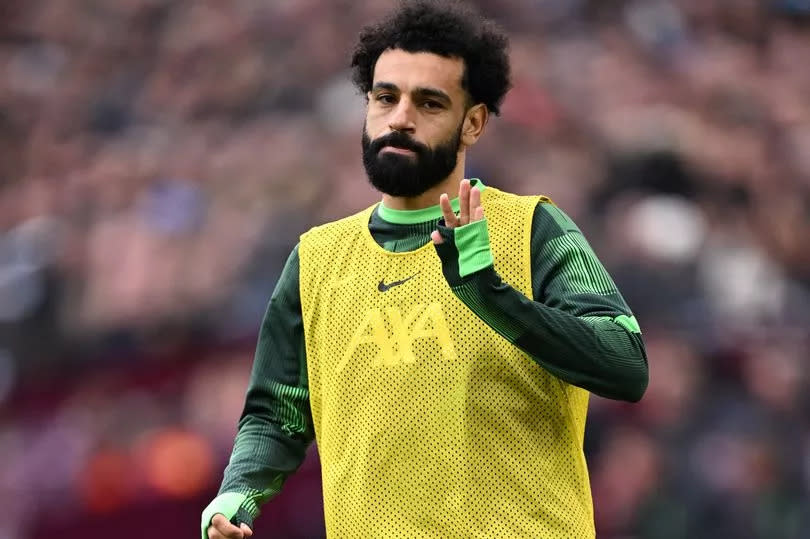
[202,244,314,536]
[434,203,648,402]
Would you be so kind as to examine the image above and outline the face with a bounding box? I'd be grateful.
[362,49,470,198]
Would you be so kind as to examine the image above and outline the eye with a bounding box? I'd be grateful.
[376,94,396,105]
[422,100,443,110]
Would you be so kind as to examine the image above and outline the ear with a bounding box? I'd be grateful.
[461,103,489,147]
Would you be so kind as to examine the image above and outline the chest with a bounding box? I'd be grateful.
[310,246,468,370]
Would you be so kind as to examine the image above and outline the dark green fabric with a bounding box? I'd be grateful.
[433,222,464,285]
[214,196,649,525]
[216,246,311,524]
[450,267,647,401]
[437,202,648,401]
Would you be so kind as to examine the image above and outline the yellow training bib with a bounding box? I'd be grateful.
[299,187,594,538]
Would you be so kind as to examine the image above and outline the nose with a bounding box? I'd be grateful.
[388,98,416,134]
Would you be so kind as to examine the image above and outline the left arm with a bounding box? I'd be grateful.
[432,182,648,402]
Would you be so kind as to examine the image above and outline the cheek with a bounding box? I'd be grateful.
[365,112,388,138]
[429,120,461,145]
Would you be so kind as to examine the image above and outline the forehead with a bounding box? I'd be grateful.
[372,49,465,96]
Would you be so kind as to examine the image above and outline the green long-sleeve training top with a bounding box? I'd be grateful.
[213,192,648,529]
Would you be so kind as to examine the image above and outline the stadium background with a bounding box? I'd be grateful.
[1,1,809,537]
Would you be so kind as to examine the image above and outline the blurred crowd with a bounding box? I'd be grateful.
[1,0,809,538]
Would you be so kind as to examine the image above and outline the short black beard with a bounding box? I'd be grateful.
[361,122,463,198]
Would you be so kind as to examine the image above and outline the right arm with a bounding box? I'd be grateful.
[202,244,314,538]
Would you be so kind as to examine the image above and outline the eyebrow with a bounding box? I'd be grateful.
[371,82,452,104]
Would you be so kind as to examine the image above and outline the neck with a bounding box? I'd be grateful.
[380,156,466,210]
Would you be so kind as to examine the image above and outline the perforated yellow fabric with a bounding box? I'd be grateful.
[298,187,594,538]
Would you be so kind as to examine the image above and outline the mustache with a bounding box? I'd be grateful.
[369,131,427,155]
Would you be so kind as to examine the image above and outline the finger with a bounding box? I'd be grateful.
[211,514,244,539]
[470,187,483,222]
[431,230,444,245]
[207,525,229,539]
[240,523,254,537]
[458,179,470,225]
[439,193,457,228]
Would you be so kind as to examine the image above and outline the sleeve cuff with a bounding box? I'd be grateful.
[454,218,494,278]
[201,492,250,539]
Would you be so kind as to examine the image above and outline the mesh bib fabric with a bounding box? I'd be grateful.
[298,187,594,538]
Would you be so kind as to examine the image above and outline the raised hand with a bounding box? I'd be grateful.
[431,179,484,245]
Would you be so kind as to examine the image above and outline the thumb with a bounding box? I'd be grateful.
[240,523,254,537]
[211,514,244,538]
[431,230,444,245]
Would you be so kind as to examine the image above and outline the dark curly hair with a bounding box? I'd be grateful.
[350,0,511,115]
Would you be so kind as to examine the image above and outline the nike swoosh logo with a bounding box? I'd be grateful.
[377,272,420,292]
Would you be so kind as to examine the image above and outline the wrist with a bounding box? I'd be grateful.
[201,492,249,539]
[434,218,494,286]
[454,219,494,277]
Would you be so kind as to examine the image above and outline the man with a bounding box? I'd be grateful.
[202,2,648,537]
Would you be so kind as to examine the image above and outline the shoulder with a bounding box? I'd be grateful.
[300,204,377,244]
[482,187,563,233]
[481,186,550,216]
[531,199,583,242]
